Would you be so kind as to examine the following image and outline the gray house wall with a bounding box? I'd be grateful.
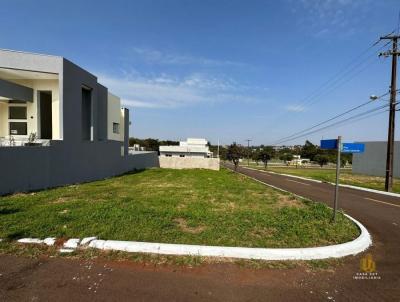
[0,50,160,196]
[352,141,400,178]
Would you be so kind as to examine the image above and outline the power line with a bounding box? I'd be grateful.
[273,103,392,145]
[264,39,391,130]
[272,99,375,145]
[272,90,398,145]
[296,41,391,110]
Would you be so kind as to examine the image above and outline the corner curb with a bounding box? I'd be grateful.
[86,214,370,260]
[85,167,372,260]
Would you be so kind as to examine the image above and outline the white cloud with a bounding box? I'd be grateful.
[290,0,370,37]
[130,47,246,67]
[99,72,267,109]
[285,105,306,112]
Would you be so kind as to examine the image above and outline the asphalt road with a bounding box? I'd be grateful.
[224,163,400,299]
[0,165,399,301]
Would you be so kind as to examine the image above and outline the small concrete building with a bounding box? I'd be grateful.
[159,138,213,158]
[352,141,399,178]
[159,138,219,170]
[0,49,159,195]
[287,155,310,166]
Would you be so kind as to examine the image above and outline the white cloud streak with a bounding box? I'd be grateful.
[99,72,267,109]
[285,105,306,112]
[289,0,370,37]
[130,47,246,67]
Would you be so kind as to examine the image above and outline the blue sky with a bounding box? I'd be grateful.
[1,0,399,145]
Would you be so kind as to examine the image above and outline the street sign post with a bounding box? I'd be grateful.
[320,138,365,222]
[333,136,341,222]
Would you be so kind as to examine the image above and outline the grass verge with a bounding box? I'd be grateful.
[242,165,400,193]
[0,168,359,248]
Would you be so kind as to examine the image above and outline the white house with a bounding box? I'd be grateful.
[159,138,219,170]
[0,49,159,195]
[287,155,310,166]
[159,138,213,158]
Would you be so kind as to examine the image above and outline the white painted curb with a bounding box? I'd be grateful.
[87,215,371,261]
[239,165,400,198]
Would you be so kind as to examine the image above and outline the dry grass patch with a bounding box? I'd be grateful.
[174,218,207,234]
[51,197,73,204]
[274,195,305,209]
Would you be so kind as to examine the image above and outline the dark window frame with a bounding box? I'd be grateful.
[9,122,27,135]
[9,106,27,119]
[112,122,120,134]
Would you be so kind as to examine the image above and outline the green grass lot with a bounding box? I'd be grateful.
[0,168,359,248]
[242,164,400,193]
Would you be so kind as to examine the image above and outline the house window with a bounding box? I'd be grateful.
[9,122,27,135]
[9,104,28,135]
[113,122,120,134]
[180,155,185,157]
[9,106,27,119]
[165,154,172,157]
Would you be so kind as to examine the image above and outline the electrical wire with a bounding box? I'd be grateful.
[272,100,376,144]
[264,39,391,130]
[272,90,398,145]
[273,103,393,145]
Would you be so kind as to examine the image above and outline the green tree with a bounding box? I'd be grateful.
[143,138,160,151]
[227,143,244,170]
[301,140,319,161]
[314,154,329,167]
[279,153,293,163]
[258,148,272,168]
[252,149,261,165]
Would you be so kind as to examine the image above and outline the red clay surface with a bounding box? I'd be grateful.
[0,164,399,301]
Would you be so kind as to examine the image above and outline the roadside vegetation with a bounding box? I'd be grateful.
[244,165,400,193]
[0,168,358,248]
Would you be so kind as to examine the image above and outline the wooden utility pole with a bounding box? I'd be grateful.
[380,35,400,192]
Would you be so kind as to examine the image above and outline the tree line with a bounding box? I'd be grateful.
[128,137,179,151]
[128,137,351,169]
[214,140,352,170]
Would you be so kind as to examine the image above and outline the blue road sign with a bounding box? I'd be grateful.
[320,139,338,150]
[342,143,365,153]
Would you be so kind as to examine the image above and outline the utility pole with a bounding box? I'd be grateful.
[380,34,400,192]
[245,139,252,166]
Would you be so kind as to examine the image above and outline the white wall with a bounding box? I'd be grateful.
[159,157,220,170]
[107,93,123,142]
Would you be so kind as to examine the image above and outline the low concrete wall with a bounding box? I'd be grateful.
[352,141,399,178]
[159,157,220,170]
[0,143,159,195]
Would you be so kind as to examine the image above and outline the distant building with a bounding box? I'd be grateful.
[159,138,219,170]
[352,141,399,178]
[159,138,213,158]
[287,155,310,166]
